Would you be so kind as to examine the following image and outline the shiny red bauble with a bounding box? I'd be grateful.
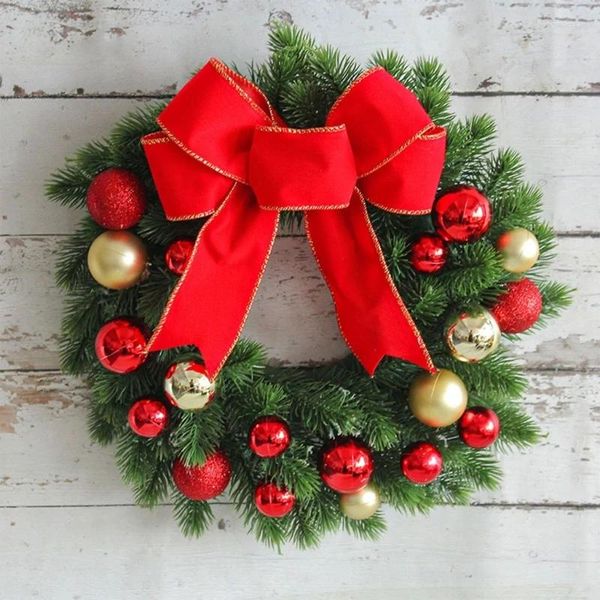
[401,441,443,485]
[320,438,374,493]
[458,407,500,449]
[127,398,169,438]
[94,318,147,373]
[433,186,492,243]
[254,482,296,518]
[248,416,291,458]
[164,238,195,276]
[172,451,232,501]
[86,168,147,230]
[490,277,542,333]
[410,234,448,273]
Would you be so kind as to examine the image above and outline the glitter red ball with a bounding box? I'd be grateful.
[491,277,542,333]
[401,441,443,485]
[164,238,195,276]
[410,234,448,273]
[86,168,147,230]
[320,438,374,494]
[128,398,169,438]
[254,482,296,518]
[433,186,492,243]
[94,318,147,374]
[171,451,232,501]
[248,416,291,458]
[458,407,500,449]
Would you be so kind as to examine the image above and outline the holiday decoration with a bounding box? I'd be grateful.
[339,483,381,520]
[410,234,448,273]
[491,278,543,333]
[433,186,492,243]
[171,451,232,500]
[94,318,147,374]
[128,398,169,438]
[163,360,215,411]
[401,442,443,484]
[408,369,468,427]
[48,24,571,548]
[458,407,500,449]
[87,230,148,289]
[248,416,291,458]
[254,482,296,518]
[320,438,374,494]
[445,307,500,363]
[86,168,147,230]
[496,227,540,273]
[164,238,195,276]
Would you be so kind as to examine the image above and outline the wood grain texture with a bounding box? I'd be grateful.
[2,0,599,96]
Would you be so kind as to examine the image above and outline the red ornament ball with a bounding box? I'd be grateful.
[491,277,542,333]
[401,441,443,485]
[86,168,147,230]
[410,234,448,273]
[320,438,374,494]
[127,398,169,438]
[254,482,296,518]
[433,186,492,243]
[165,238,195,276]
[248,416,291,458]
[172,451,232,501]
[94,318,147,374]
[458,407,500,449]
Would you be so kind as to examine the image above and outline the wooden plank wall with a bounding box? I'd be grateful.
[1,1,599,598]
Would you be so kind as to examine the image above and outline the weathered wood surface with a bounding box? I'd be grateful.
[1,0,599,96]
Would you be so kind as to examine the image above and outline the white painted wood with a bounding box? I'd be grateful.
[0,234,590,371]
[0,371,597,507]
[2,0,599,96]
[1,504,598,599]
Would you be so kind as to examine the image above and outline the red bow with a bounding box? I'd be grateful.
[142,59,445,378]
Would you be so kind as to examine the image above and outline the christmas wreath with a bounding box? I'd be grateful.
[47,25,571,548]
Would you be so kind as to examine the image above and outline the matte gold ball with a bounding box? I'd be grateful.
[339,483,381,520]
[496,227,539,273]
[445,307,500,363]
[408,369,468,428]
[87,231,148,289]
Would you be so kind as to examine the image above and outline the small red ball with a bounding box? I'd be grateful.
[248,416,291,458]
[172,451,232,501]
[410,234,448,273]
[165,238,195,276]
[86,168,147,230]
[458,407,500,449]
[254,482,296,518]
[128,398,169,438]
[433,186,492,243]
[320,438,374,494]
[94,318,147,374]
[491,277,542,333]
[401,442,443,485]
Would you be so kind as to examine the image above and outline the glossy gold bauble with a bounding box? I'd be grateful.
[163,361,215,411]
[445,307,500,363]
[408,369,468,428]
[496,227,539,273]
[339,483,381,520]
[87,231,148,289]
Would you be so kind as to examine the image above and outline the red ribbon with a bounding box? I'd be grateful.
[141,59,446,378]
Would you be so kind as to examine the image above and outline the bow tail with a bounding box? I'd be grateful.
[305,190,435,375]
[147,184,279,378]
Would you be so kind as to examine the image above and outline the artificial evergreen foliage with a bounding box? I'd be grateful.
[47,23,571,549]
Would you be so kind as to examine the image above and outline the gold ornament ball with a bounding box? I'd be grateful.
[339,483,381,520]
[445,307,500,363]
[496,227,539,273]
[87,231,148,289]
[163,361,215,411]
[408,369,468,428]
